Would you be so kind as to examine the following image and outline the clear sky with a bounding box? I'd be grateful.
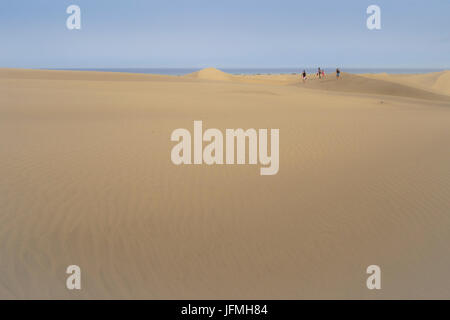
[0,0,449,68]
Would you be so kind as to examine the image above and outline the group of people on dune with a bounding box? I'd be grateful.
[301,67,341,82]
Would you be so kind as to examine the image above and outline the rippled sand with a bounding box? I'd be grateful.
[1,68,450,299]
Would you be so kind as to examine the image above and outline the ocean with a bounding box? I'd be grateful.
[49,67,448,76]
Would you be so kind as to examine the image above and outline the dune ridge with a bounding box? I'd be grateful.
[360,71,450,96]
[432,71,450,94]
[186,68,450,101]
[299,72,450,102]
[2,67,449,101]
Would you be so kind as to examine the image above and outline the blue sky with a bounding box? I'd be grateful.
[0,0,449,68]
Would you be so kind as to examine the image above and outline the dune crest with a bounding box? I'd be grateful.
[300,72,450,102]
[433,71,450,95]
[361,70,450,96]
[185,67,233,81]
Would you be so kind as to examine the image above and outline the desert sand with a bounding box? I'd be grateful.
[0,67,450,299]
[360,71,450,95]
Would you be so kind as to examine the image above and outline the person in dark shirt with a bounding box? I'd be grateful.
[336,68,341,79]
[302,70,307,83]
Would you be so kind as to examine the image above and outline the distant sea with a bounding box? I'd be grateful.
[49,67,448,76]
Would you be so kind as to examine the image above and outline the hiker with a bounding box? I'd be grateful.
[336,68,341,79]
[302,70,307,83]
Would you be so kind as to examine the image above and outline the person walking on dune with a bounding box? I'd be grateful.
[336,68,341,79]
[302,70,307,83]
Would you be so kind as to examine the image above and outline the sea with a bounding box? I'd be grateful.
[49,68,447,76]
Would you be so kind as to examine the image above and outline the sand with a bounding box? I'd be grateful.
[0,67,450,299]
[360,71,450,96]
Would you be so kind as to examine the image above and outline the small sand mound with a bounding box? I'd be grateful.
[186,67,233,81]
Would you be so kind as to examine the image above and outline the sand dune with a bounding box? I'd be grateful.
[0,68,188,83]
[361,71,450,96]
[185,67,234,81]
[185,68,450,101]
[299,72,450,101]
[1,68,450,299]
[431,71,450,95]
